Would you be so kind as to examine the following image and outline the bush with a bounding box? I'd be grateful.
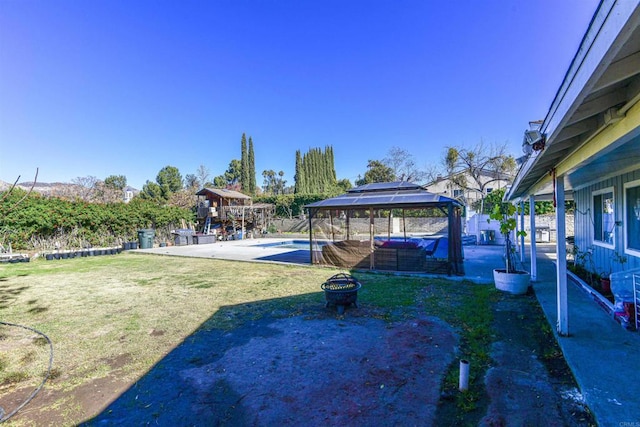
[0,189,195,250]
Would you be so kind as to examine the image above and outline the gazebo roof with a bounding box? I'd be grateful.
[305,181,462,210]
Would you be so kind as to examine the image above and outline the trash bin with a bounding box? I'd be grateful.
[480,230,495,245]
[137,229,155,249]
[535,227,550,243]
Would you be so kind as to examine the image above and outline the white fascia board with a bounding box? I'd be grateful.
[543,0,640,142]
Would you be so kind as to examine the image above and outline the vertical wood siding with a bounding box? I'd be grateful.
[573,169,640,275]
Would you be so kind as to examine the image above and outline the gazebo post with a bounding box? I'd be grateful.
[346,210,350,240]
[369,209,375,269]
[329,209,335,241]
[308,208,314,264]
[402,209,407,241]
[447,204,453,275]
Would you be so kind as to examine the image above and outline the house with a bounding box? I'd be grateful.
[426,169,511,209]
[123,186,137,203]
[195,188,274,238]
[505,0,640,335]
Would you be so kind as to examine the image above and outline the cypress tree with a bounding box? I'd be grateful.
[248,136,256,195]
[240,133,249,193]
[328,145,337,181]
[294,150,304,194]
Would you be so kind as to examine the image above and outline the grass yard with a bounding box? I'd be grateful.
[2,253,483,425]
[0,252,583,426]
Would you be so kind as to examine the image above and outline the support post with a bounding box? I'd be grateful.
[529,195,537,281]
[369,209,375,269]
[308,209,314,264]
[519,201,525,263]
[555,176,569,336]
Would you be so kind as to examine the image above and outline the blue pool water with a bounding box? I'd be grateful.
[254,240,324,250]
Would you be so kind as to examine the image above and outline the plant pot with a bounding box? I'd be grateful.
[493,269,530,295]
[600,278,611,294]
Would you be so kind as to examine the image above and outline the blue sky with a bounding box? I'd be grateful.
[1,0,600,191]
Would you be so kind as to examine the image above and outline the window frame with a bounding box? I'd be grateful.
[592,186,615,249]
[623,179,640,257]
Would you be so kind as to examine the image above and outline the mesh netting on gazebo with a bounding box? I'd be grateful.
[305,182,464,275]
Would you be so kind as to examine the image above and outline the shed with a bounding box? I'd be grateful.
[305,182,465,275]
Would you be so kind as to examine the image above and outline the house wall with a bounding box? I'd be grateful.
[426,175,510,206]
[573,168,640,276]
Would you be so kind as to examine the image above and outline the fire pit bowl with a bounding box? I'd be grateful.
[321,273,361,314]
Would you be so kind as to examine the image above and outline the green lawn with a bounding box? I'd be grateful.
[0,253,493,425]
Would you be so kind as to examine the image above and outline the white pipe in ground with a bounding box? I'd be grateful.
[459,359,470,392]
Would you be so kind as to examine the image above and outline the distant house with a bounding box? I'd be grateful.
[123,186,137,203]
[505,1,640,335]
[425,169,511,209]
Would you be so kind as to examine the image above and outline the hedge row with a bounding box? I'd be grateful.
[0,189,195,250]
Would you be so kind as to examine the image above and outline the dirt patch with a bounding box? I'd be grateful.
[83,312,459,426]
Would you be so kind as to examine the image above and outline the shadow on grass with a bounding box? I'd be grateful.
[81,274,458,426]
[81,291,324,426]
[0,283,31,310]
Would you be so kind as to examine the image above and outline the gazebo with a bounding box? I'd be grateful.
[305,182,464,275]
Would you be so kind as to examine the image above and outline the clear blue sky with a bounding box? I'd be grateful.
[1,0,600,190]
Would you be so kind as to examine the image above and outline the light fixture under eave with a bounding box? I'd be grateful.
[522,129,546,154]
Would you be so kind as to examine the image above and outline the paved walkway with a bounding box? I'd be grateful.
[135,238,640,424]
[532,246,640,426]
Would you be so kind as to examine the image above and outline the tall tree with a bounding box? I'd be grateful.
[184,174,199,190]
[248,137,256,195]
[240,133,249,193]
[156,166,183,193]
[294,150,304,193]
[383,147,425,182]
[140,180,165,203]
[212,159,242,189]
[96,174,127,203]
[294,146,337,194]
[355,160,395,186]
[104,175,127,191]
[71,176,99,201]
[195,164,210,189]
[262,170,286,195]
[443,141,516,212]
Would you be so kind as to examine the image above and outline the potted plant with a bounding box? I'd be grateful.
[602,251,628,293]
[489,201,530,294]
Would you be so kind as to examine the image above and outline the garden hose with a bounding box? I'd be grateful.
[0,321,54,424]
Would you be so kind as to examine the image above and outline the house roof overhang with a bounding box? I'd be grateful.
[506,0,640,203]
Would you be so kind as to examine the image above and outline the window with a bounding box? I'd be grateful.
[453,189,464,198]
[593,187,615,247]
[486,188,493,194]
[624,179,640,255]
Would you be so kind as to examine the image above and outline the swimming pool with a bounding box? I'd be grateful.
[254,240,326,250]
